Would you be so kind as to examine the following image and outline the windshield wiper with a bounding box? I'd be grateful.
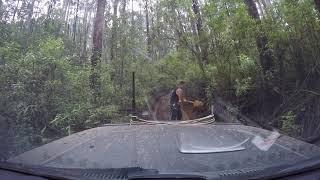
[3,156,320,180]
[0,161,210,180]
[249,155,320,180]
[128,174,207,180]
[0,161,158,180]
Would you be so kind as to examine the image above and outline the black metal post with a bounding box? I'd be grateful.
[132,71,136,115]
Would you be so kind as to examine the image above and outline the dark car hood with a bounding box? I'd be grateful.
[7,124,320,174]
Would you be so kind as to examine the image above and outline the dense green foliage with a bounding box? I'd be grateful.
[0,0,320,156]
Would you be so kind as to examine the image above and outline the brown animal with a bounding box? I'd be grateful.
[180,100,204,120]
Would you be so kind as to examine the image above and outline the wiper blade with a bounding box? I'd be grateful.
[0,161,76,180]
[249,155,320,180]
[0,161,158,180]
[129,174,207,180]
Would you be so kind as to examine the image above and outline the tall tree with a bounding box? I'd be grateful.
[119,0,127,88]
[170,1,183,50]
[110,0,120,62]
[11,0,20,23]
[46,0,57,20]
[244,0,259,19]
[244,0,273,74]
[0,0,2,20]
[63,0,70,34]
[26,0,36,33]
[80,0,91,61]
[256,0,265,16]
[244,0,274,119]
[263,0,271,7]
[90,0,106,105]
[145,0,151,56]
[73,0,80,42]
[192,0,208,69]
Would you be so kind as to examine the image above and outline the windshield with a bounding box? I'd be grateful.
[1,0,320,176]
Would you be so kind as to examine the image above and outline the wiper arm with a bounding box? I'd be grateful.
[0,161,158,180]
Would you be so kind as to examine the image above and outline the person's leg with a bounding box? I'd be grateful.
[170,106,177,120]
[177,108,182,120]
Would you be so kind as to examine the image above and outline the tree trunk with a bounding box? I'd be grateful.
[244,0,273,73]
[244,0,259,19]
[145,0,152,56]
[90,0,106,105]
[110,0,120,62]
[11,0,21,23]
[192,0,209,65]
[82,20,90,62]
[21,0,36,51]
[129,0,134,61]
[47,4,52,19]
[260,0,267,8]
[62,0,68,22]
[263,0,271,7]
[257,0,265,16]
[119,0,127,88]
[315,0,320,13]
[171,2,185,51]
[26,0,36,33]
[154,3,160,59]
[81,2,90,62]
[73,0,80,43]
[0,0,2,21]
[244,0,274,119]
[64,0,70,34]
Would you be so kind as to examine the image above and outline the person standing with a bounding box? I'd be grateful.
[169,81,187,120]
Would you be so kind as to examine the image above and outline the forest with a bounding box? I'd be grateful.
[0,0,320,159]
